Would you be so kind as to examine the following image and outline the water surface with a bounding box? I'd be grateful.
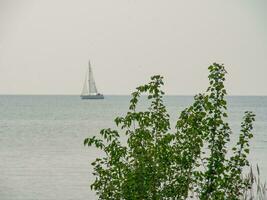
[0,95,266,199]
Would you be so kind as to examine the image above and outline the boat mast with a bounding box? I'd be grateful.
[88,60,98,94]
[88,60,91,94]
[81,65,89,96]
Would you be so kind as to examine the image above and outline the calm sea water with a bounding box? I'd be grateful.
[0,95,266,200]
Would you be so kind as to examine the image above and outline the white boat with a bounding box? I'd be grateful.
[80,61,104,99]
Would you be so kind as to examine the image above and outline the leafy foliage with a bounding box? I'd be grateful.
[84,63,256,200]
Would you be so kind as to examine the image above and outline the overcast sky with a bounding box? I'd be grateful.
[0,0,267,95]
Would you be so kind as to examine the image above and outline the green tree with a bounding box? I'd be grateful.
[84,63,255,200]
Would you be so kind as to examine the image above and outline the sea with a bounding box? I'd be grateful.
[0,95,266,200]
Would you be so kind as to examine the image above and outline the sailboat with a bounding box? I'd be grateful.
[80,61,104,99]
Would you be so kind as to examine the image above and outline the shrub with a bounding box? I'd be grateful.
[84,63,256,200]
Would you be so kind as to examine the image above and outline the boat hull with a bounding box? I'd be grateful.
[80,94,104,99]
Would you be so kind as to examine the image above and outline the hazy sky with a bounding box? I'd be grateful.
[0,0,267,95]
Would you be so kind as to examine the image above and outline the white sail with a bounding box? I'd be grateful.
[88,61,98,94]
[81,72,89,95]
[81,60,102,98]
